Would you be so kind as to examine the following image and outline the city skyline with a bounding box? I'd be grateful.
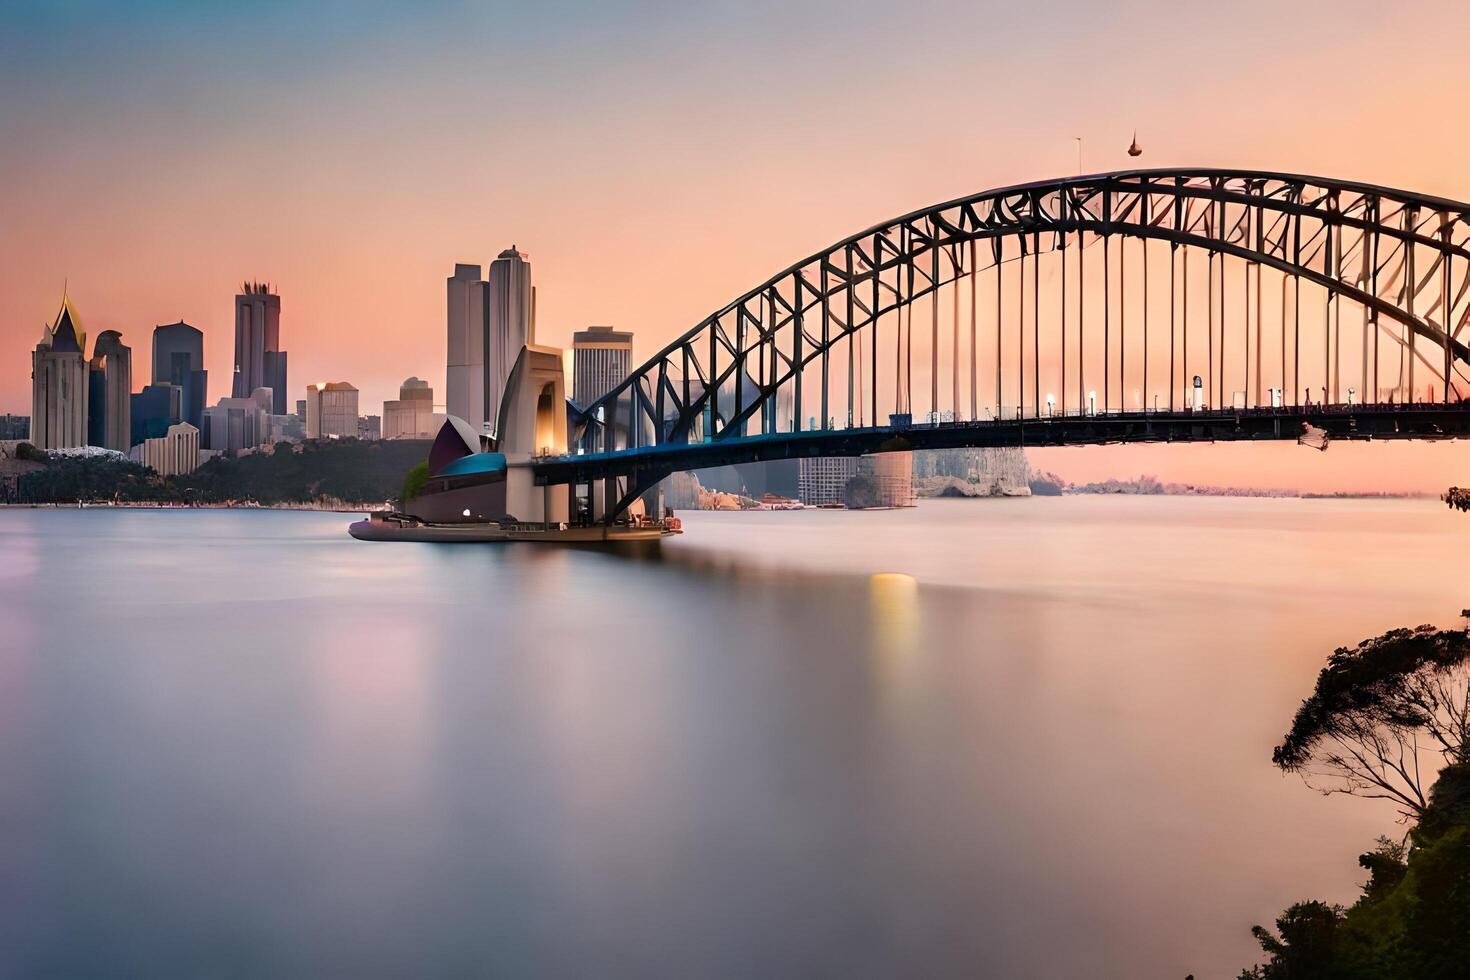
[6,9,1469,978]
[8,2,1470,490]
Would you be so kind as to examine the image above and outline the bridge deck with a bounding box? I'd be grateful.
[534,404,1470,485]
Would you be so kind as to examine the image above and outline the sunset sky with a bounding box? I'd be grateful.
[5,0,1470,490]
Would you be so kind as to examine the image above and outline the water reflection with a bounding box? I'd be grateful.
[2,500,1465,977]
[868,572,923,721]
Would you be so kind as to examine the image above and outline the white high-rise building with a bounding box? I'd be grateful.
[446,263,485,429]
[485,246,535,436]
[446,249,535,437]
[572,325,633,407]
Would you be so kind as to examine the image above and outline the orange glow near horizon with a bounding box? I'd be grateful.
[6,2,1470,492]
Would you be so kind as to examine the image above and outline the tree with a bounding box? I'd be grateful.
[1237,902,1345,980]
[1240,613,1470,979]
[1271,622,1470,821]
[401,462,429,504]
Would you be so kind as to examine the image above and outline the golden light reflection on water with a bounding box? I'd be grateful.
[868,572,921,716]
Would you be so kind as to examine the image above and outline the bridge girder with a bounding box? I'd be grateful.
[567,169,1470,508]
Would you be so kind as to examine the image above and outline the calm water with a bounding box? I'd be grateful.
[2,498,1466,978]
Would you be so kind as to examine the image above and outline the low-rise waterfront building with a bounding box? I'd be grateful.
[383,377,439,439]
[128,421,200,476]
[0,415,30,440]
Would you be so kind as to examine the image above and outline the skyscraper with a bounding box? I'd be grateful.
[484,247,535,435]
[152,321,207,429]
[446,250,536,436]
[446,263,486,429]
[304,382,359,439]
[30,294,89,449]
[87,330,132,452]
[233,282,288,414]
[572,325,632,407]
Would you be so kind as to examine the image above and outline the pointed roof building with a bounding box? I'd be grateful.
[44,294,87,354]
[32,291,91,449]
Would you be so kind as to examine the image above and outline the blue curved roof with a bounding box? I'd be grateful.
[434,452,507,478]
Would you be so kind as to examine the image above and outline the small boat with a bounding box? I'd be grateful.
[348,511,682,543]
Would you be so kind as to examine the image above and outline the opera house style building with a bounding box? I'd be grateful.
[404,344,570,525]
[410,416,509,522]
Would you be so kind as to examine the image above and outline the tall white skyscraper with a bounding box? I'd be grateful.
[445,263,485,429]
[445,248,535,437]
[572,325,633,407]
[485,246,535,436]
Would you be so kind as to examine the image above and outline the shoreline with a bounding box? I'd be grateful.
[0,501,373,513]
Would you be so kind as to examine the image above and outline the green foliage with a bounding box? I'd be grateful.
[401,462,430,503]
[1357,837,1408,904]
[1239,901,1345,979]
[17,456,172,503]
[1242,614,1470,979]
[14,441,46,462]
[1271,622,1470,818]
[173,439,431,505]
[1240,820,1470,978]
[13,439,433,506]
[1397,826,1470,978]
[1275,624,1470,771]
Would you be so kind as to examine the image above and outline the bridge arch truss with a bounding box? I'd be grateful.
[564,169,1470,511]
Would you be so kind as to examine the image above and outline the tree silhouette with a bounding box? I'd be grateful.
[1272,622,1470,821]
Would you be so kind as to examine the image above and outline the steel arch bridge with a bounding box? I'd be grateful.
[535,168,1470,517]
